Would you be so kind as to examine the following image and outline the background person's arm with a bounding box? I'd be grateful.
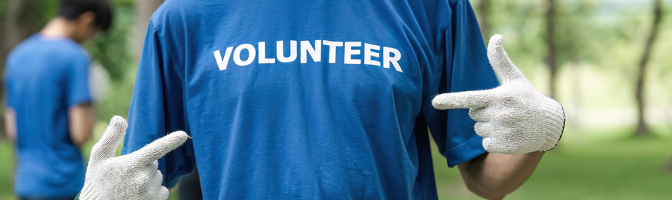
[68,103,96,146]
[5,107,17,184]
[4,107,16,142]
[457,152,544,199]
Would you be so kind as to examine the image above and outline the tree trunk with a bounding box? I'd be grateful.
[635,0,662,136]
[133,0,165,60]
[2,0,39,72]
[4,0,32,52]
[545,0,558,99]
[1,0,48,137]
[3,0,46,53]
[478,0,491,41]
[566,21,582,147]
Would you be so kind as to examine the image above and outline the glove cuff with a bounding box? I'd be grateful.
[539,104,565,152]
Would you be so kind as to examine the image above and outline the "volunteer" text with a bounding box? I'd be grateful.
[213,40,403,72]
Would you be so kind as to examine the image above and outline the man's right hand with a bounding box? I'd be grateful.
[79,116,188,200]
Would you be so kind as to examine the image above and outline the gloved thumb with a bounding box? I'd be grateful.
[487,34,527,83]
[90,116,127,160]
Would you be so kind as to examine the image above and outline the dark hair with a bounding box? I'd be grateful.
[57,0,113,31]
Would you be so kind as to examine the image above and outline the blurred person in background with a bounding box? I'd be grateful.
[2,0,112,199]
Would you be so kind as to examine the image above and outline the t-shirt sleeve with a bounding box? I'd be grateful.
[66,54,93,108]
[121,19,195,187]
[422,0,500,167]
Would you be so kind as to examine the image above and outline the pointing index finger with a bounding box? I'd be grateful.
[431,89,497,110]
[126,131,189,165]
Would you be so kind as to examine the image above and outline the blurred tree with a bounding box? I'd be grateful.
[1,0,56,73]
[634,0,663,136]
[491,1,545,70]
[83,0,134,82]
[2,1,47,53]
[559,0,599,133]
[0,0,55,138]
[86,7,134,81]
[86,0,163,122]
[557,0,600,65]
[86,0,137,120]
[133,0,164,60]
[545,0,558,99]
[477,0,491,42]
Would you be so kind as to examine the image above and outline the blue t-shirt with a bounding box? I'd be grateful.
[4,35,91,198]
[122,0,499,199]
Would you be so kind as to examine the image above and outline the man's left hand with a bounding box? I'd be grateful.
[432,34,565,155]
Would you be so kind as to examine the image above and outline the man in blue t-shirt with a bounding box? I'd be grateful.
[3,0,112,199]
[79,0,565,199]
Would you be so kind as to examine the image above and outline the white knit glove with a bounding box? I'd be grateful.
[79,116,189,200]
[432,34,565,155]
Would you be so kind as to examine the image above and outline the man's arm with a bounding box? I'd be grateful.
[458,152,544,199]
[68,103,96,146]
[433,35,564,199]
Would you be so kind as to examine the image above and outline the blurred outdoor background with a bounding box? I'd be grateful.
[1,0,672,199]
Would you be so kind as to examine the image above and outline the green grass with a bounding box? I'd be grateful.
[1,127,671,199]
[0,140,14,200]
[431,133,672,199]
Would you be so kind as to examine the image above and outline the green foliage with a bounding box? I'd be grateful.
[0,0,7,17]
[18,0,58,33]
[94,77,135,121]
[85,6,137,120]
[38,0,59,24]
[85,7,134,81]
[111,0,135,8]
[478,0,603,71]
[556,0,601,64]
[484,0,547,72]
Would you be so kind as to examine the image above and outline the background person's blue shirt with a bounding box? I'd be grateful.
[122,0,499,199]
[4,35,91,198]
